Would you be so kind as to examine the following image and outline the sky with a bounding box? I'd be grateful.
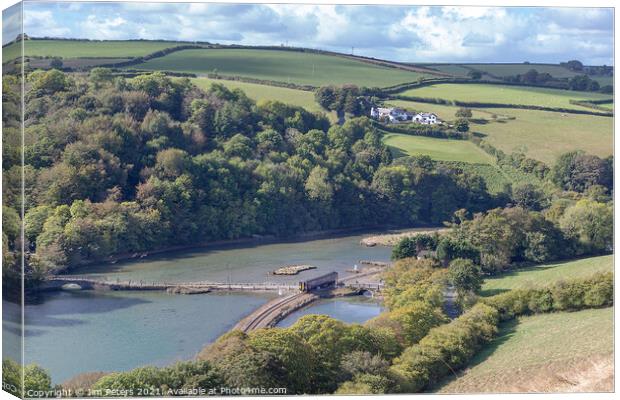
[2,2,615,65]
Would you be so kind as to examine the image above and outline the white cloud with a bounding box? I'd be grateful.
[16,3,614,64]
[24,10,70,38]
[79,15,130,40]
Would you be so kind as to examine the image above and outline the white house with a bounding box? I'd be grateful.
[370,107,414,123]
[412,112,439,125]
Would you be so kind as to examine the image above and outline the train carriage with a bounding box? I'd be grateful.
[299,271,338,292]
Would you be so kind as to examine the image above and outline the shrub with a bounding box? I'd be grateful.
[436,237,480,265]
[391,234,439,260]
[390,303,499,392]
[482,272,613,321]
[448,258,483,294]
[378,301,448,347]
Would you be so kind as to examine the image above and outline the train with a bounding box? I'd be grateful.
[299,271,339,292]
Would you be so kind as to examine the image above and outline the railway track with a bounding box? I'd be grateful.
[234,292,317,332]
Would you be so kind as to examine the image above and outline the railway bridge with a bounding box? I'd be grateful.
[43,276,299,293]
[45,272,384,333]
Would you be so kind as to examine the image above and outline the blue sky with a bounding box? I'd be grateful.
[3,2,615,64]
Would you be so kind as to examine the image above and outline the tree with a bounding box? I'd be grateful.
[385,301,448,346]
[339,351,390,381]
[522,69,539,85]
[551,151,613,192]
[455,118,469,133]
[89,67,113,89]
[468,70,482,79]
[568,74,593,91]
[448,258,483,294]
[559,199,613,254]
[315,86,337,110]
[31,69,69,94]
[247,329,316,393]
[391,234,438,260]
[454,108,472,119]
[511,183,546,211]
[154,148,191,179]
[565,60,584,71]
[436,236,480,265]
[305,166,334,202]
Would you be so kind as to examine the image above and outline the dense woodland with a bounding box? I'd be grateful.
[2,69,507,286]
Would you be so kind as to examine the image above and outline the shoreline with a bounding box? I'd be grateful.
[360,227,450,247]
[60,224,437,274]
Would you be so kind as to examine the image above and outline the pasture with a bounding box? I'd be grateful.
[481,255,613,297]
[437,307,613,393]
[461,63,580,79]
[471,108,613,164]
[3,39,189,61]
[191,78,337,122]
[137,48,424,87]
[461,63,613,86]
[382,133,494,164]
[385,99,612,165]
[386,99,501,121]
[398,83,612,111]
[422,64,473,78]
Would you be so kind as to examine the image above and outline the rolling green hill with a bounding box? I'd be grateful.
[137,48,425,87]
[3,39,190,61]
[481,255,613,296]
[471,108,613,164]
[191,77,337,122]
[462,63,581,79]
[382,98,612,164]
[397,83,612,111]
[437,307,613,393]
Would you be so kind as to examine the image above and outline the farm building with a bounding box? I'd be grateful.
[412,112,439,125]
[371,107,439,125]
[370,107,413,122]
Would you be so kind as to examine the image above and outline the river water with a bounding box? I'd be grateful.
[3,231,392,383]
[277,296,384,327]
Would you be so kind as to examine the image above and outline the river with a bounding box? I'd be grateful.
[3,231,392,383]
[277,296,384,327]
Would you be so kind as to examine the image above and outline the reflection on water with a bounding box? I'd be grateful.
[277,297,383,327]
[75,232,392,284]
[4,290,274,383]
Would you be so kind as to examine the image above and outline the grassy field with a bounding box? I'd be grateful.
[193,78,318,110]
[191,77,338,122]
[481,255,613,297]
[471,108,613,164]
[137,49,424,87]
[386,99,612,165]
[438,307,613,393]
[462,63,613,86]
[461,63,580,79]
[422,64,473,78]
[382,133,494,164]
[3,39,190,61]
[398,83,612,111]
[385,99,504,121]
